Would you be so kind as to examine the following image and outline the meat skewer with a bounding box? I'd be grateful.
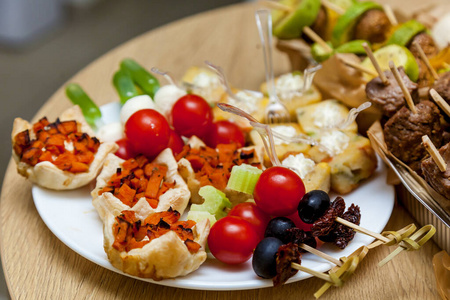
[422,135,446,172]
[429,88,450,117]
[389,61,417,113]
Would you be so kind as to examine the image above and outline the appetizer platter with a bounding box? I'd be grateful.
[4,0,445,299]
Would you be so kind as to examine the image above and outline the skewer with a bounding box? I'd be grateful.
[338,57,378,77]
[321,0,345,15]
[300,243,342,266]
[335,217,390,243]
[422,135,447,172]
[383,4,398,26]
[429,88,450,117]
[260,0,292,12]
[363,42,389,85]
[413,41,440,80]
[302,26,333,53]
[389,60,417,114]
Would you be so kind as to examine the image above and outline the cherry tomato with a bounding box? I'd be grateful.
[286,211,312,232]
[228,202,271,239]
[114,138,136,160]
[170,94,213,139]
[124,109,170,159]
[208,216,259,265]
[204,120,245,148]
[167,129,184,156]
[253,166,306,217]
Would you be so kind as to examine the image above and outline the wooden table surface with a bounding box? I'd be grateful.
[0,2,444,299]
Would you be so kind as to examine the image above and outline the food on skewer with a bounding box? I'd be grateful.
[331,1,391,46]
[421,140,450,199]
[365,67,419,118]
[11,105,118,190]
[383,100,442,172]
[430,71,450,105]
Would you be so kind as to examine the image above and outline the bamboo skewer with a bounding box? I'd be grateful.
[300,243,343,266]
[339,57,378,77]
[302,26,334,53]
[430,88,450,117]
[413,41,440,80]
[260,0,292,12]
[321,0,345,15]
[389,60,417,114]
[383,4,398,26]
[335,217,391,243]
[363,42,389,85]
[422,135,447,172]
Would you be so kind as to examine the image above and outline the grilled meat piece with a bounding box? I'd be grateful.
[383,100,443,164]
[366,67,419,118]
[431,72,450,105]
[421,142,450,199]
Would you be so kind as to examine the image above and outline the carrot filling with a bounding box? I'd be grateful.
[175,143,262,190]
[112,207,201,253]
[99,155,175,209]
[13,117,100,173]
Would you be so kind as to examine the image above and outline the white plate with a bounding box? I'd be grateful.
[32,102,395,291]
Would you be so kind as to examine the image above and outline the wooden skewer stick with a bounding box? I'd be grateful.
[321,0,345,15]
[339,57,378,77]
[383,4,398,26]
[260,0,293,12]
[389,60,417,114]
[335,217,391,243]
[302,26,333,53]
[363,42,389,85]
[430,88,450,117]
[422,135,447,172]
[413,41,440,80]
[291,263,333,282]
[299,243,343,266]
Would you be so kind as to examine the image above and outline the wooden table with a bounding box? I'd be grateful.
[0,2,443,299]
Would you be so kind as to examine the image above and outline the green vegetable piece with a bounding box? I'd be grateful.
[311,42,334,62]
[65,83,102,128]
[120,58,160,98]
[331,1,382,46]
[227,164,263,195]
[335,39,370,55]
[273,0,321,39]
[190,186,232,220]
[187,210,217,226]
[271,0,298,26]
[386,20,426,46]
[361,44,419,82]
[113,69,140,105]
[326,0,357,10]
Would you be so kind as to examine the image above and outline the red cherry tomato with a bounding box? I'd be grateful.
[124,109,170,159]
[208,216,259,265]
[167,129,184,156]
[170,94,213,139]
[114,138,136,160]
[204,120,245,148]
[228,202,271,239]
[286,211,312,232]
[253,166,306,217]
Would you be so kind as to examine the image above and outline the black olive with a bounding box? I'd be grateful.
[297,190,330,224]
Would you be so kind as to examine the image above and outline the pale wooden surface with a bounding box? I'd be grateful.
[0,2,444,300]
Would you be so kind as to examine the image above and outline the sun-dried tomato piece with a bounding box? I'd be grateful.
[285,228,317,252]
[311,197,346,237]
[273,243,301,287]
[319,204,361,249]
